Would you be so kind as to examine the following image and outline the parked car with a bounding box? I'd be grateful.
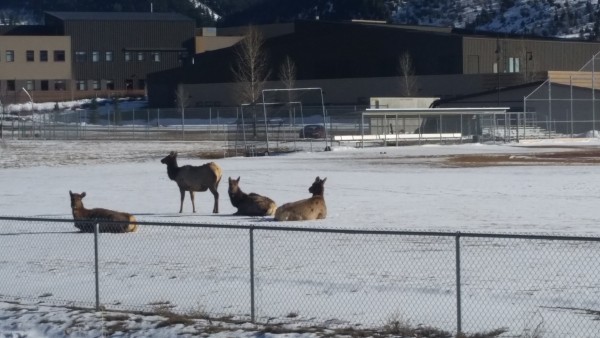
[299,124,326,139]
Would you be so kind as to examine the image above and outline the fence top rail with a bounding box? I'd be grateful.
[1,216,600,242]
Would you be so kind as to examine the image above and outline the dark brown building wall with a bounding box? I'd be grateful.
[463,36,600,75]
[47,13,195,93]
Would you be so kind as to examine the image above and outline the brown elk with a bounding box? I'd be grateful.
[69,191,138,233]
[274,176,327,221]
[160,151,222,213]
[228,176,277,216]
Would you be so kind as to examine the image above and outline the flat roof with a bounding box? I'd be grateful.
[365,107,509,116]
[45,11,192,22]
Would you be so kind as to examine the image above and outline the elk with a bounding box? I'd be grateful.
[228,176,277,216]
[160,151,222,213]
[274,176,327,221]
[69,191,138,233]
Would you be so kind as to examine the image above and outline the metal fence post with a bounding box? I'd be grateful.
[455,233,462,335]
[249,227,255,322]
[94,222,100,311]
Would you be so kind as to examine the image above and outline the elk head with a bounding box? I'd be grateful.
[308,176,326,196]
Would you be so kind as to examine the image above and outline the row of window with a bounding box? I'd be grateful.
[1,50,66,62]
[4,80,67,91]
[3,79,146,91]
[0,50,163,63]
[74,79,146,90]
[493,57,522,73]
[75,51,162,63]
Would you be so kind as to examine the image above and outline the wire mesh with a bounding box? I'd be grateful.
[0,217,599,337]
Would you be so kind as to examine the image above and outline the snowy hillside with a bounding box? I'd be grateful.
[2,0,600,39]
[389,0,600,39]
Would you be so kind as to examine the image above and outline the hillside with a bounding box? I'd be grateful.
[1,0,600,39]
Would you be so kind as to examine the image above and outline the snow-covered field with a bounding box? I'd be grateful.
[1,138,600,337]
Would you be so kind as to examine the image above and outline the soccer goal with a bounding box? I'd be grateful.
[231,88,329,155]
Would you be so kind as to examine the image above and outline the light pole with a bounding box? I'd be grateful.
[22,87,34,138]
[22,87,34,111]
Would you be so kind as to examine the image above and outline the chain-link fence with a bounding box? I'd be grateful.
[0,216,598,337]
[524,51,600,138]
[0,105,366,154]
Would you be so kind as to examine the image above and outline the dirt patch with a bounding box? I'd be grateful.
[446,148,600,167]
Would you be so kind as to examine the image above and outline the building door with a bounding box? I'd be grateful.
[466,55,480,74]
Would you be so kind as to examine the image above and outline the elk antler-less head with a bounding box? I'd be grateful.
[160,151,178,164]
[228,177,242,194]
[308,176,326,195]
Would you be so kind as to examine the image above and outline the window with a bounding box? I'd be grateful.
[92,80,101,90]
[75,51,87,63]
[124,51,132,62]
[54,50,65,62]
[151,52,161,62]
[105,51,113,62]
[26,50,34,62]
[137,52,144,61]
[7,80,15,91]
[41,80,49,91]
[25,80,35,91]
[76,80,87,91]
[54,80,66,91]
[507,57,520,73]
[40,50,48,62]
[92,51,100,62]
[106,80,114,90]
[6,50,14,62]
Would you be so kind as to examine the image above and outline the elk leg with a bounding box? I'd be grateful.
[179,188,185,213]
[189,191,196,213]
[209,186,219,213]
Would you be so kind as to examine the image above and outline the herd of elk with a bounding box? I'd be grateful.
[69,151,327,232]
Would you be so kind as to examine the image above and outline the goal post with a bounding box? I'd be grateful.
[261,88,330,152]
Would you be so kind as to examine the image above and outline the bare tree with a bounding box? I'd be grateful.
[231,25,270,105]
[279,55,297,94]
[175,84,191,139]
[398,51,418,97]
[278,55,297,125]
[231,26,270,137]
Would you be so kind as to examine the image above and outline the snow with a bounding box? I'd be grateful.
[1,137,600,337]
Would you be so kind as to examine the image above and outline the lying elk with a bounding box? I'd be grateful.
[274,176,327,221]
[161,151,222,213]
[69,191,138,233]
[228,176,277,216]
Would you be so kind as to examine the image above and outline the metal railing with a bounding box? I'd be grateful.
[0,216,599,337]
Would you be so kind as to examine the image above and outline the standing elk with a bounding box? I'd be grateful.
[69,191,138,233]
[228,176,277,216]
[274,176,327,221]
[160,151,222,213]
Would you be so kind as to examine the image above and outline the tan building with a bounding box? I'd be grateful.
[0,35,73,104]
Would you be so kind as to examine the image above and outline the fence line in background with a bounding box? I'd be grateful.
[3,105,599,151]
[0,216,599,336]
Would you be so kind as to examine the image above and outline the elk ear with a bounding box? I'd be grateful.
[321,177,327,183]
[315,176,320,182]
[236,176,240,182]
[69,190,73,196]
[81,192,86,198]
